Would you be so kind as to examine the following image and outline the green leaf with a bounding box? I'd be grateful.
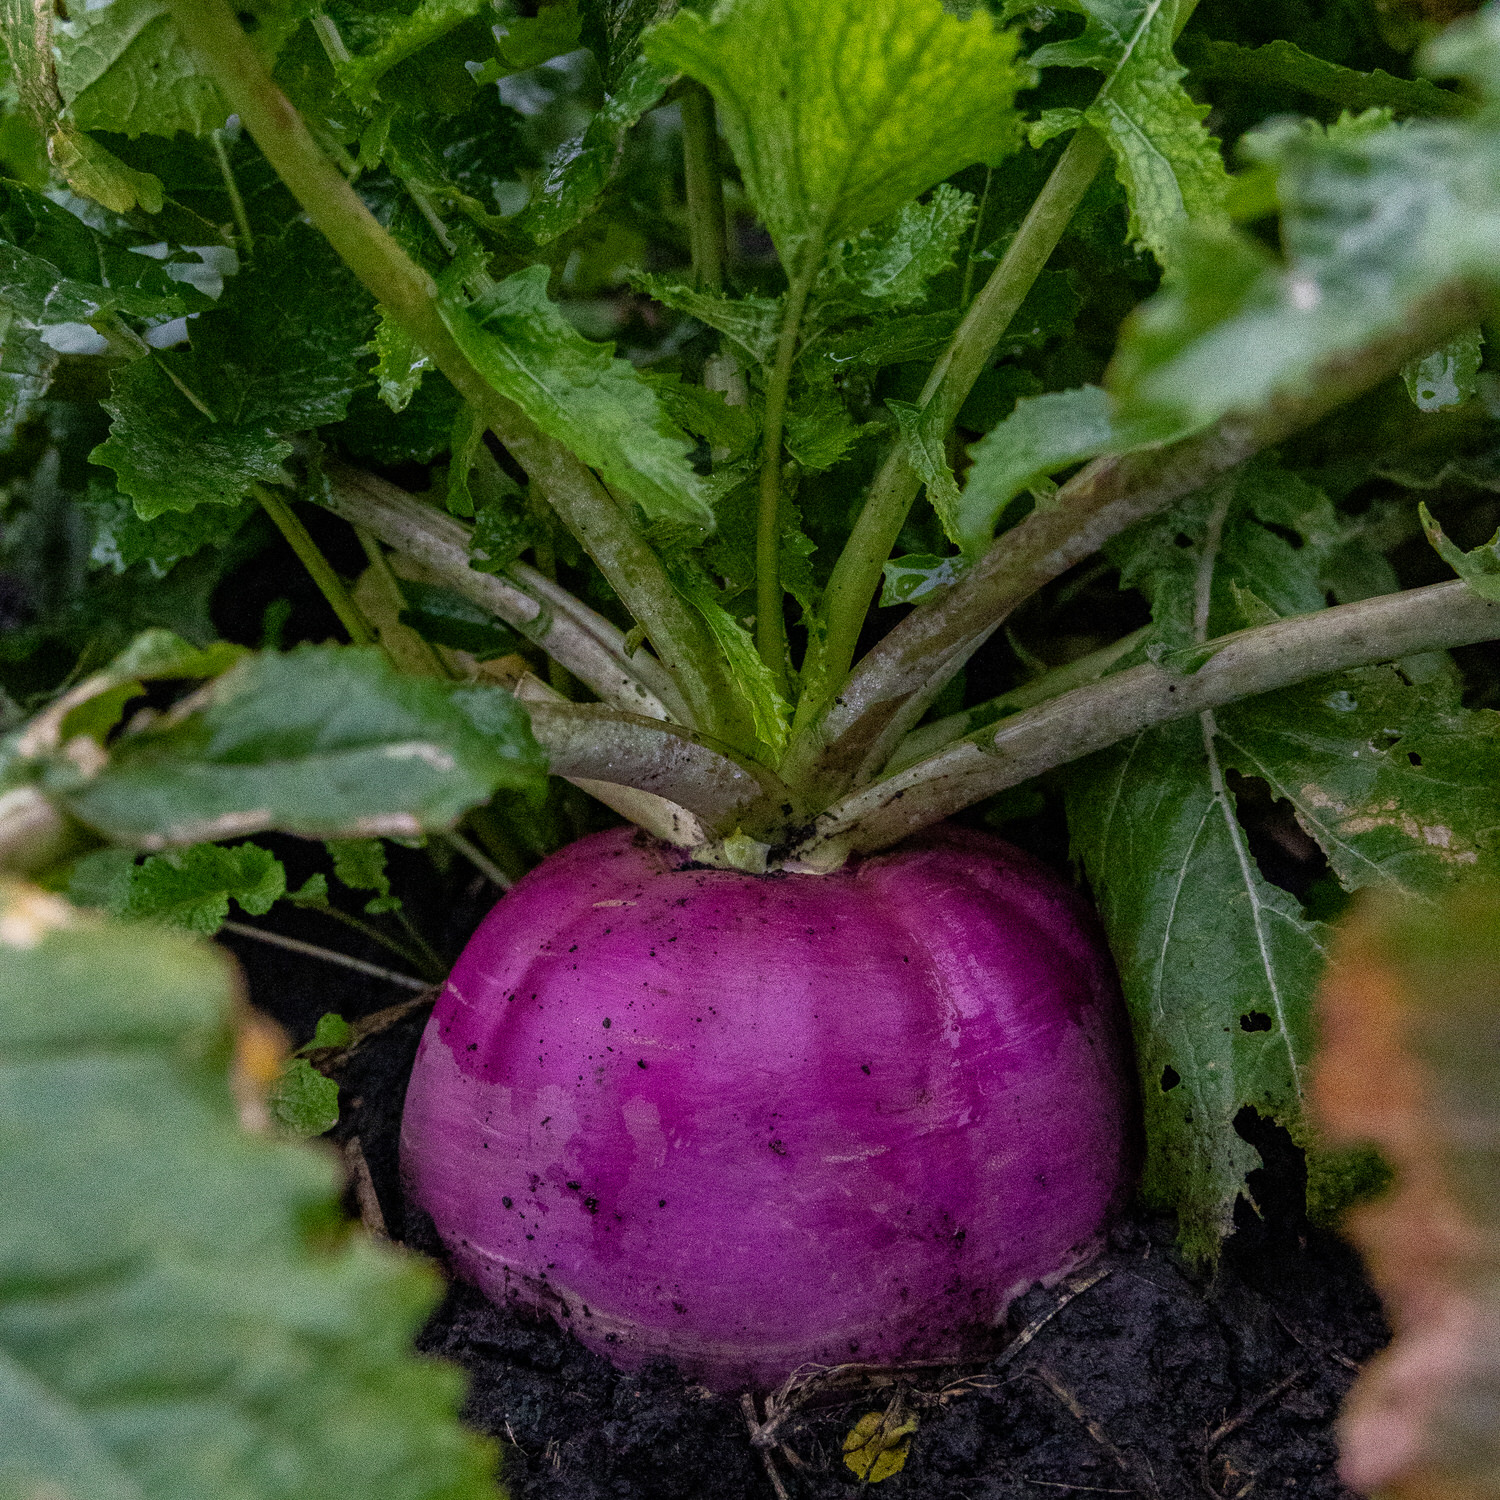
[647,0,1025,276]
[1109,458,1396,650]
[54,0,300,139]
[516,53,674,245]
[1065,712,1330,1261]
[439,263,713,532]
[784,384,863,472]
[0,307,56,442]
[1070,468,1500,1258]
[327,835,394,909]
[1177,34,1473,121]
[52,644,548,847]
[118,840,288,934]
[581,0,673,91]
[1109,100,1500,435]
[641,372,759,461]
[880,552,969,606]
[958,384,1167,557]
[814,185,976,315]
[812,308,961,374]
[1421,501,1500,601]
[398,580,524,658]
[0,886,500,1497]
[92,222,376,517]
[267,1056,341,1136]
[631,274,783,368]
[1215,668,1500,900]
[0,179,193,325]
[370,308,433,413]
[1028,0,1230,270]
[336,0,489,104]
[487,0,584,77]
[667,558,789,758]
[303,1010,355,1051]
[1402,326,1484,412]
[83,484,254,578]
[469,494,542,576]
[889,399,964,545]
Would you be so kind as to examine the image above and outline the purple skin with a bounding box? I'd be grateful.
[401,824,1136,1392]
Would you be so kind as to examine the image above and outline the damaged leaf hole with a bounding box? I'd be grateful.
[1225,770,1335,908]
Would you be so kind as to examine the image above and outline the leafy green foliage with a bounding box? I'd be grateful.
[1421,501,1500,600]
[54,0,299,138]
[441,264,714,531]
[0,885,501,1497]
[327,836,401,914]
[1028,0,1231,270]
[0,179,197,325]
[4,0,1500,1284]
[647,0,1025,276]
[1067,465,1500,1256]
[92,223,376,518]
[70,839,287,934]
[1109,50,1500,436]
[34,644,547,848]
[267,1056,342,1136]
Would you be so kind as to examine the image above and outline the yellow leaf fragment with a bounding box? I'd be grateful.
[842,1408,919,1483]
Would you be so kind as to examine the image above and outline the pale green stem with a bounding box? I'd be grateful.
[793,126,1112,746]
[165,0,750,747]
[354,526,453,678]
[253,484,376,646]
[211,128,254,254]
[220,920,430,990]
[443,827,512,890]
[793,579,1500,862]
[755,267,816,694]
[884,626,1150,774]
[681,82,728,292]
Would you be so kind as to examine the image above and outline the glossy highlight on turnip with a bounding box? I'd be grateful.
[401,825,1135,1392]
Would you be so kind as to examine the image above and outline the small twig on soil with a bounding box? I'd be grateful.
[1206,1368,1306,1453]
[1273,1311,1361,1373]
[342,1137,388,1239]
[220,921,431,990]
[1034,1365,1162,1500]
[1024,1480,1133,1493]
[742,1394,792,1500]
[996,1267,1113,1374]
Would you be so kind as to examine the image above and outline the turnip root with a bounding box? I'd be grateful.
[401,825,1134,1392]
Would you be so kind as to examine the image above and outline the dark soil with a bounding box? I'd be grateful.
[228,937,1388,1500]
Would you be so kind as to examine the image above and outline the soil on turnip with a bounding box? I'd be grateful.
[230,909,1389,1500]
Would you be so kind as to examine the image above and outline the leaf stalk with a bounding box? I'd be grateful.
[755,267,816,693]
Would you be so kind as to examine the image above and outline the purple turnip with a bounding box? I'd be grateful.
[400,824,1134,1392]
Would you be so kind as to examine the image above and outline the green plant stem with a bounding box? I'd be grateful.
[792,578,1500,863]
[884,625,1151,774]
[165,0,747,747]
[443,827,512,890]
[680,82,728,292]
[354,526,453,678]
[796,278,1492,802]
[306,900,432,970]
[792,126,1111,747]
[253,485,376,646]
[211,128,253,254]
[755,267,816,693]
